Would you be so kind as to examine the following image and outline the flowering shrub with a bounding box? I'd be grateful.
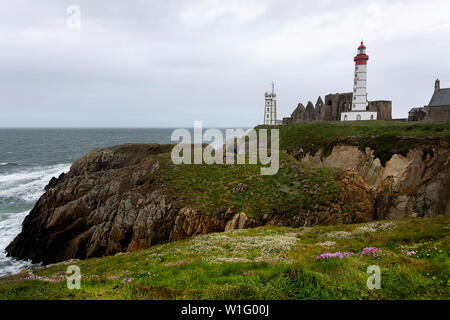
[121,277,133,284]
[24,273,66,283]
[322,222,397,240]
[399,242,448,259]
[317,241,336,248]
[360,247,383,258]
[164,260,186,267]
[145,231,300,265]
[323,231,352,240]
[316,247,385,261]
[353,222,397,235]
[316,252,354,260]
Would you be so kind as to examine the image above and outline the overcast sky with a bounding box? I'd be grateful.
[1,0,449,128]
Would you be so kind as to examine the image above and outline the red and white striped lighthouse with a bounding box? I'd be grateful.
[341,42,377,121]
[353,42,369,111]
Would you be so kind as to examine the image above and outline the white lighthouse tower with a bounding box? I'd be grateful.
[341,42,377,121]
[264,82,278,125]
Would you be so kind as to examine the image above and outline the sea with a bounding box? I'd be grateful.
[0,128,247,277]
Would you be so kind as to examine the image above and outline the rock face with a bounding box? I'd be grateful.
[268,170,374,228]
[6,143,373,265]
[225,213,255,231]
[299,140,450,219]
[6,144,235,265]
[6,139,449,265]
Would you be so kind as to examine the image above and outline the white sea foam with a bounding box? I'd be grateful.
[0,163,70,202]
[0,164,69,276]
[0,211,38,277]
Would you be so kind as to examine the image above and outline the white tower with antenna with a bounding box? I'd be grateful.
[264,82,279,125]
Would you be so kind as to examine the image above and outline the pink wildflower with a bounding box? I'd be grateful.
[360,247,383,258]
[121,277,133,284]
[316,251,354,260]
[164,260,186,267]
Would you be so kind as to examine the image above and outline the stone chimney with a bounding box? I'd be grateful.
[435,79,440,93]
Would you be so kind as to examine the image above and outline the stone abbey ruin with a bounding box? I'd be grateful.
[282,93,392,124]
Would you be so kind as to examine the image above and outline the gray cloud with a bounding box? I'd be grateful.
[0,0,449,127]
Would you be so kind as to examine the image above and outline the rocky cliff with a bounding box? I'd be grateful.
[6,144,237,264]
[6,138,449,265]
[299,139,450,219]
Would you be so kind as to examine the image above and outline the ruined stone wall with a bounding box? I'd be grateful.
[324,93,353,121]
[282,94,392,124]
[368,100,392,120]
[282,117,292,125]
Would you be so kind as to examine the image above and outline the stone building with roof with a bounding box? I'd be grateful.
[425,79,450,121]
[408,107,426,121]
[408,79,450,122]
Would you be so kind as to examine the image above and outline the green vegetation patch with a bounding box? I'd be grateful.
[1,216,448,300]
[155,152,340,218]
[259,121,450,162]
[357,135,410,166]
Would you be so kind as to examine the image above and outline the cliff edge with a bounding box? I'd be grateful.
[6,126,450,265]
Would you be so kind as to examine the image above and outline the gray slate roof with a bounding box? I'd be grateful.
[429,88,450,107]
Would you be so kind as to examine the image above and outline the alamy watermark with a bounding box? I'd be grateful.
[366,265,381,289]
[66,5,81,30]
[66,265,81,290]
[170,121,279,175]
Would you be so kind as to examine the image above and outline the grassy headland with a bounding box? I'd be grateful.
[155,121,449,217]
[1,121,449,299]
[262,121,450,164]
[1,216,448,299]
[157,152,340,219]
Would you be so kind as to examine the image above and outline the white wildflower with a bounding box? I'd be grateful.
[317,241,336,248]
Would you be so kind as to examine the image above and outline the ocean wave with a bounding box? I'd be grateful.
[0,211,40,277]
[0,163,71,202]
[0,164,70,276]
[0,162,18,167]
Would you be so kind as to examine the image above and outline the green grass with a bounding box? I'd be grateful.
[79,122,449,219]
[2,122,448,300]
[259,121,450,162]
[1,216,448,300]
[154,152,341,219]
